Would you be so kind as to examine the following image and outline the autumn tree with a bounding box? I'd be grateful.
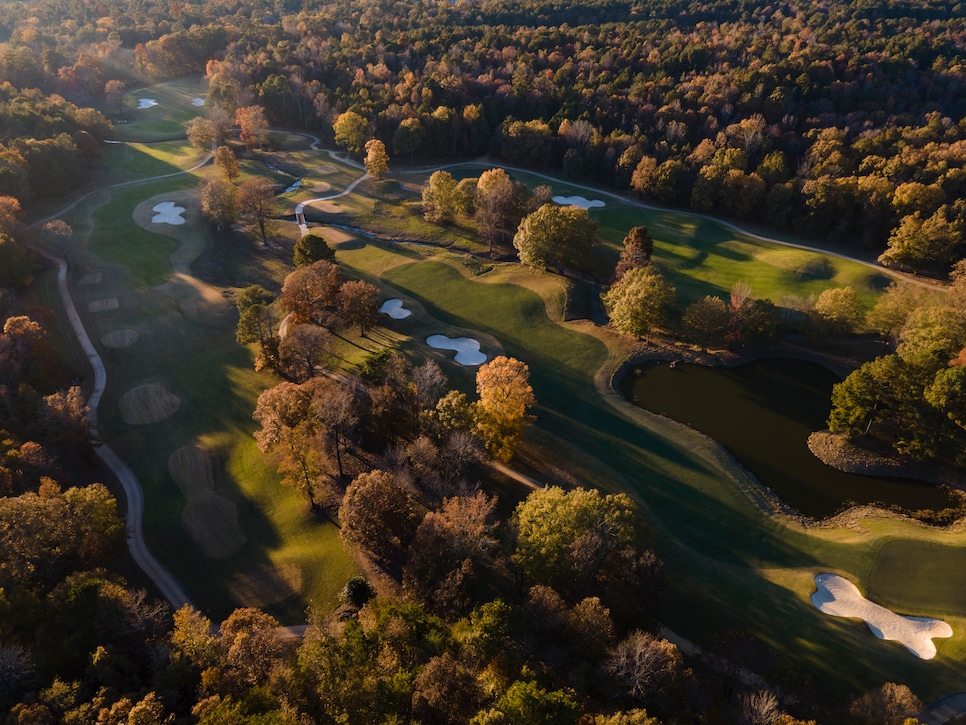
[252,381,327,507]
[393,117,424,165]
[333,111,368,158]
[339,470,423,564]
[473,356,535,462]
[235,105,269,150]
[280,324,331,381]
[879,207,964,272]
[364,139,389,179]
[513,203,599,272]
[606,630,684,706]
[682,296,730,350]
[279,260,342,325]
[849,683,922,725]
[238,177,275,245]
[475,168,516,254]
[603,266,676,339]
[214,145,240,184]
[337,279,379,336]
[422,170,458,223]
[185,117,215,150]
[613,226,654,282]
[813,286,865,337]
[199,178,237,228]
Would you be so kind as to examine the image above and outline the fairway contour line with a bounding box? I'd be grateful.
[811,573,952,659]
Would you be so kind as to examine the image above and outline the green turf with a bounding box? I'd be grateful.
[112,77,210,143]
[333,245,966,701]
[869,539,966,616]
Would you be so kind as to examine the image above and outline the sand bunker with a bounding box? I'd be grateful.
[182,496,246,558]
[169,445,246,558]
[167,445,215,498]
[427,334,486,365]
[151,201,186,225]
[191,97,205,106]
[553,195,605,209]
[380,298,412,319]
[137,98,158,109]
[230,563,303,607]
[79,272,102,285]
[88,298,119,313]
[101,329,139,349]
[811,573,952,659]
[119,384,181,425]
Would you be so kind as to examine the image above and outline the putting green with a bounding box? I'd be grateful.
[113,77,210,142]
[870,539,966,616]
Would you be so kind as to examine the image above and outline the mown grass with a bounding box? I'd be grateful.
[112,77,209,143]
[333,243,966,702]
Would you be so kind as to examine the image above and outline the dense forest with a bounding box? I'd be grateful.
[3,0,966,271]
[1,0,965,721]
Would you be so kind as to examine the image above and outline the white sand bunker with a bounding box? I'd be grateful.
[427,334,486,365]
[89,298,119,313]
[380,298,412,319]
[137,98,158,109]
[101,329,139,349]
[811,573,952,659]
[553,195,605,209]
[79,272,102,285]
[119,384,181,425]
[191,97,205,106]
[151,201,186,225]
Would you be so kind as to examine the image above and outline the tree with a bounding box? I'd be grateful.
[237,177,275,245]
[235,284,277,348]
[682,296,729,350]
[513,203,599,272]
[293,233,335,268]
[604,266,676,339]
[252,381,326,507]
[866,282,931,344]
[475,168,516,254]
[613,226,654,282]
[363,139,389,179]
[472,679,580,725]
[214,146,240,184]
[473,356,535,462]
[393,117,424,165]
[280,324,331,381]
[333,111,368,158]
[339,470,423,564]
[813,286,864,337]
[234,106,269,150]
[412,652,481,724]
[849,683,922,725]
[280,260,342,325]
[512,486,641,591]
[185,117,215,150]
[629,156,658,196]
[336,280,379,336]
[606,630,683,704]
[199,179,237,228]
[880,207,964,272]
[422,170,457,223]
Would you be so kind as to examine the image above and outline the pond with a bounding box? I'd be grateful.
[621,358,955,518]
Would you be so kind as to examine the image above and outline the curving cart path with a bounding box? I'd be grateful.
[27,133,953,625]
[25,150,212,610]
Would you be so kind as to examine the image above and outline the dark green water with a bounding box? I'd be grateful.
[621,358,954,518]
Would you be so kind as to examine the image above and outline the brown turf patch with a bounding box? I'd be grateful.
[229,563,303,607]
[119,384,181,425]
[181,494,247,558]
[101,329,139,348]
[88,298,119,312]
[306,199,340,214]
[167,445,215,498]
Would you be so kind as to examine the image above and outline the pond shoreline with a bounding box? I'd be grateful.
[610,335,964,526]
